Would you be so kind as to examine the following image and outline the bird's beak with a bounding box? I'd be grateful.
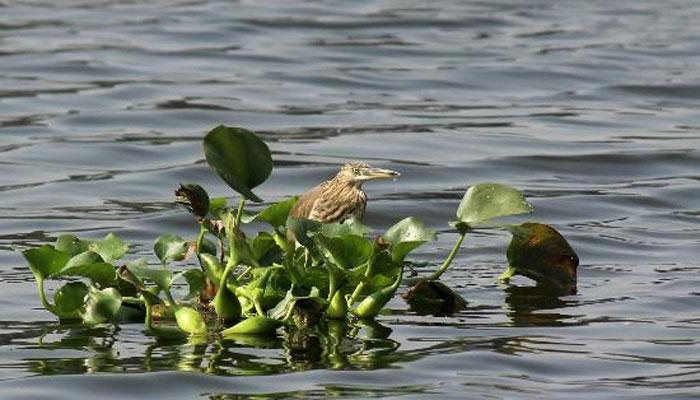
[362,167,401,180]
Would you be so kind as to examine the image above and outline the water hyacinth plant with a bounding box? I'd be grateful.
[22,125,579,339]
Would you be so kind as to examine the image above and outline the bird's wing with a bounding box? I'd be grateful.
[289,183,326,219]
[308,189,355,223]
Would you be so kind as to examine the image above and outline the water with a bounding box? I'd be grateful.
[1,0,700,398]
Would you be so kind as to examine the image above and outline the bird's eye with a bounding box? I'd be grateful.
[353,168,361,174]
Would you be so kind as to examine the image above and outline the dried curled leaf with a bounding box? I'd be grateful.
[503,222,578,290]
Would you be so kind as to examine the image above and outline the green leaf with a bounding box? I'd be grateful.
[316,234,373,270]
[242,197,299,228]
[54,235,88,256]
[53,282,89,320]
[268,289,295,320]
[249,232,281,265]
[198,253,224,284]
[23,245,71,280]
[154,234,189,264]
[203,125,273,203]
[87,233,129,262]
[321,216,371,237]
[383,217,436,262]
[208,197,229,219]
[60,263,117,286]
[82,287,122,325]
[176,269,205,300]
[125,259,173,291]
[504,222,578,290]
[286,217,322,248]
[55,233,129,263]
[456,183,534,226]
[64,251,103,268]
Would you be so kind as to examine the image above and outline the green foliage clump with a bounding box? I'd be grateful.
[22,125,578,340]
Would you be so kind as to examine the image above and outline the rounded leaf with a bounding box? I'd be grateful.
[456,183,534,225]
[60,262,118,287]
[82,288,122,325]
[154,234,189,264]
[242,196,299,228]
[54,282,89,319]
[383,217,436,262]
[316,234,373,270]
[203,125,272,202]
[23,245,71,280]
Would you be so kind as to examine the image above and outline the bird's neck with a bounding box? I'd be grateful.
[332,177,364,190]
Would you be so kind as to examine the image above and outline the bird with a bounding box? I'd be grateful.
[289,161,400,224]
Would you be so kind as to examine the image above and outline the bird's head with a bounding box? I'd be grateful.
[336,162,400,185]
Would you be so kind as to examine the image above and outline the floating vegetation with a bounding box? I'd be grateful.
[22,125,578,339]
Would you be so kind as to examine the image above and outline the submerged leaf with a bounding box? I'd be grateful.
[402,279,467,316]
[154,234,189,264]
[456,183,533,226]
[203,125,272,202]
[383,217,436,262]
[504,222,579,289]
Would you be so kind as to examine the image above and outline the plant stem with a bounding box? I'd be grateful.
[326,268,337,302]
[347,281,365,305]
[234,198,246,228]
[236,265,253,282]
[428,231,467,280]
[121,296,145,305]
[35,277,56,314]
[195,225,206,254]
[163,288,177,309]
[144,298,154,331]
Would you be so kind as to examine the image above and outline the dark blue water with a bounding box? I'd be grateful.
[2,0,700,398]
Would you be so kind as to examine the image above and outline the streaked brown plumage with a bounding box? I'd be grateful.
[290,162,400,224]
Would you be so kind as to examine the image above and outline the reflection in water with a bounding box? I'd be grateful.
[503,284,579,327]
[21,319,402,377]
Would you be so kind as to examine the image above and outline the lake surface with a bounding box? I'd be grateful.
[2,0,700,398]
